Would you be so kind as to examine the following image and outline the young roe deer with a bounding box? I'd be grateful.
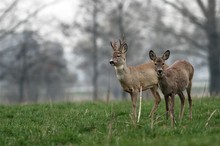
[109,38,161,123]
[149,50,194,127]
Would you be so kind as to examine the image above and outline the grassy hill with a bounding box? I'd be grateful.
[0,98,219,146]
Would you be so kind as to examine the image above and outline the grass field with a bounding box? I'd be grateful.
[0,98,220,146]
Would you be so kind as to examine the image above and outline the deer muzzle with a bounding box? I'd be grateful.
[109,59,115,66]
[157,68,164,77]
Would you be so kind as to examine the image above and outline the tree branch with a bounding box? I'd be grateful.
[156,24,207,53]
[171,49,207,58]
[177,32,207,52]
[196,0,208,18]
[0,0,19,23]
[163,0,205,30]
[0,0,60,40]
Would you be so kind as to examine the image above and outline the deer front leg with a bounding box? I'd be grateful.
[130,92,138,124]
[149,87,161,118]
[178,92,185,120]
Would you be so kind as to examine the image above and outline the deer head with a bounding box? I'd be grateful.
[149,50,170,77]
[109,39,128,67]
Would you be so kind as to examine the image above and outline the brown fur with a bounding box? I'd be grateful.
[149,50,194,127]
[109,39,161,123]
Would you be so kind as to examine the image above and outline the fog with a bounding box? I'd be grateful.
[0,0,219,103]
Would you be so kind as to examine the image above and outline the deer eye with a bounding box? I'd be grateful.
[155,63,157,66]
[162,63,165,65]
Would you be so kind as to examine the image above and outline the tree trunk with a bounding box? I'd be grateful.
[118,2,127,99]
[208,42,220,96]
[18,77,25,103]
[18,43,27,103]
[206,0,220,95]
[164,0,220,95]
[92,0,98,100]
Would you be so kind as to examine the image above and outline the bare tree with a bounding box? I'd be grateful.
[68,0,164,100]
[0,31,40,102]
[163,0,220,95]
[116,1,127,99]
[67,0,105,100]
[92,0,99,100]
[41,41,69,101]
[0,0,59,41]
[0,30,71,103]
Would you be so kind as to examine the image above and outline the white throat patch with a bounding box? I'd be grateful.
[114,65,124,81]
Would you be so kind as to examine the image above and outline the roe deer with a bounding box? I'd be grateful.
[149,50,194,127]
[109,38,161,123]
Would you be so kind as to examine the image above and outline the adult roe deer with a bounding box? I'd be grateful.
[109,38,161,123]
[149,50,194,127]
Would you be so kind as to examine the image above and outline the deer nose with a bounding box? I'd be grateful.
[109,59,115,66]
[157,69,163,74]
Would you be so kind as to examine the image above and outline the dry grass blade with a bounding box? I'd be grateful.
[202,81,207,98]
[205,109,217,127]
[137,86,142,123]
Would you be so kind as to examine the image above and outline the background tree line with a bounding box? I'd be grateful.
[65,0,219,99]
[0,0,219,103]
[0,0,77,103]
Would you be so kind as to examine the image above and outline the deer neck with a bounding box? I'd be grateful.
[158,74,172,95]
[158,76,168,86]
[114,64,129,81]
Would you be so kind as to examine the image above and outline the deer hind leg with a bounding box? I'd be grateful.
[178,92,185,120]
[169,94,175,127]
[186,82,192,119]
[165,95,169,120]
[149,86,161,118]
[130,92,138,123]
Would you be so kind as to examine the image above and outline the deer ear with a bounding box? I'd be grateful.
[149,50,156,61]
[110,42,114,50]
[162,50,170,60]
[122,43,128,53]
[110,41,117,51]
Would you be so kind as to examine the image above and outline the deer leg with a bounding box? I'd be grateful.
[149,87,161,118]
[178,92,185,120]
[130,92,138,123]
[186,82,192,119]
[165,95,169,120]
[170,94,175,127]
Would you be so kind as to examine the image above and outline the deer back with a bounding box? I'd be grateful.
[166,60,194,90]
[125,61,158,91]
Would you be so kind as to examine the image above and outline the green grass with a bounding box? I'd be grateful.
[0,98,220,146]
